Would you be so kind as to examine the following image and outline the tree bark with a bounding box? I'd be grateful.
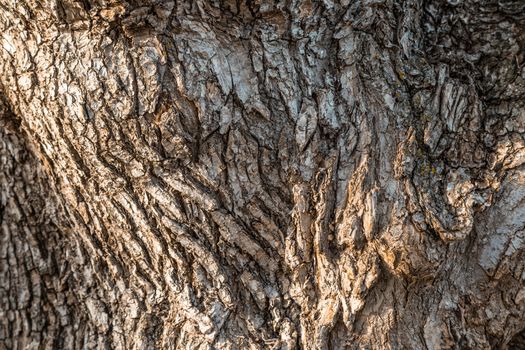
[1,0,525,349]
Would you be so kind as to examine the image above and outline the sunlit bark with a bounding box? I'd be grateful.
[1,1,525,349]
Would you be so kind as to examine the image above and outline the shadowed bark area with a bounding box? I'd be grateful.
[1,0,525,349]
[0,96,103,348]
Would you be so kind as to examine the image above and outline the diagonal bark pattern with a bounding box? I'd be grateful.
[1,0,525,349]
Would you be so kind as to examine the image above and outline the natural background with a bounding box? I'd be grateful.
[1,0,525,349]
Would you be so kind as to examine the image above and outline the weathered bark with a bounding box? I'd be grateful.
[1,0,525,349]
[0,95,102,349]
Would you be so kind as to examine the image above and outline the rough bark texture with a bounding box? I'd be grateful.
[1,0,525,349]
[0,95,101,349]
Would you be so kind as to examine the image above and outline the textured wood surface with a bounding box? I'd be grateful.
[1,1,525,349]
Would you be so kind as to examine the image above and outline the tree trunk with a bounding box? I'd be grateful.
[1,0,525,349]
